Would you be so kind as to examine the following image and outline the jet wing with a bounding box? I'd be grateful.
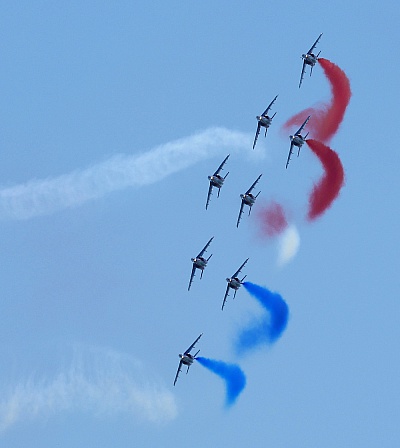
[307,33,323,55]
[252,122,261,149]
[197,237,214,258]
[245,174,263,195]
[205,183,213,210]
[231,258,249,278]
[262,95,278,116]
[236,200,245,228]
[213,154,230,176]
[173,360,183,386]
[184,333,203,355]
[286,142,295,169]
[188,264,196,291]
[295,115,311,136]
[221,284,230,311]
[299,60,307,88]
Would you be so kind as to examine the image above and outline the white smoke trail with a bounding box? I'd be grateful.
[0,346,177,431]
[0,127,257,220]
[277,225,300,266]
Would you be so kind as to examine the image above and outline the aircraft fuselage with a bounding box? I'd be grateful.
[302,53,318,66]
[208,174,224,188]
[241,193,256,206]
[257,115,272,128]
[179,354,194,366]
[290,134,305,147]
[227,277,241,290]
[192,257,207,269]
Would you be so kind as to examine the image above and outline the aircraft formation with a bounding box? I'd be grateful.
[174,34,323,386]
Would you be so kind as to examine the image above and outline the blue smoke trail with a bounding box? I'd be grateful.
[195,357,246,408]
[235,282,289,356]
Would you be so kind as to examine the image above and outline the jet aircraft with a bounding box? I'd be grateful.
[221,258,249,310]
[205,154,230,210]
[299,33,323,88]
[286,116,311,169]
[173,333,202,386]
[236,174,262,228]
[252,95,278,150]
[188,237,214,291]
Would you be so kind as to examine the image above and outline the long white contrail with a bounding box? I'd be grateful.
[0,127,256,220]
[0,346,177,431]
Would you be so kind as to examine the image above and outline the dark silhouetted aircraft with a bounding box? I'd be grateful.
[252,95,278,149]
[221,258,249,310]
[299,33,323,88]
[205,154,230,210]
[236,175,262,227]
[173,333,202,386]
[286,116,311,169]
[188,237,214,291]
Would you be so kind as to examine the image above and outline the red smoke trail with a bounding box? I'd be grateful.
[282,58,351,143]
[257,201,288,237]
[306,139,345,221]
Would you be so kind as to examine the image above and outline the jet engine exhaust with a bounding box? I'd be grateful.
[235,282,289,356]
[195,357,246,408]
[281,58,351,144]
[306,139,345,221]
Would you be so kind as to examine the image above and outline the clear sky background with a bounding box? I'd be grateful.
[0,1,399,447]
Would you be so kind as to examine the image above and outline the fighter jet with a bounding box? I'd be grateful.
[252,95,278,150]
[221,258,249,311]
[236,174,262,228]
[205,154,230,210]
[286,116,311,169]
[188,237,214,291]
[299,33,323,88]
[173,333,202,386]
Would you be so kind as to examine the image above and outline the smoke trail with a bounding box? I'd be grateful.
[278,224,300,266]
[0,127,255,220]
[0,346,177,431]
[257,201,288,238]
[306,139,345,221]
[195,357,246,408]
[282,59,351,143]
[235,282,289,356]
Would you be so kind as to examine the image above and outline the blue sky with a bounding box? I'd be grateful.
[0,1,399,447]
